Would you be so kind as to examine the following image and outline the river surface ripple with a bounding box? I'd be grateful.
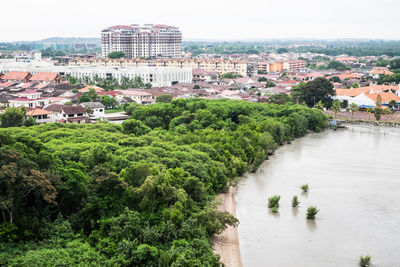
[237,125,400,267]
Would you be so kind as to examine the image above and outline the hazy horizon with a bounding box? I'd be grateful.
[1,0,399,42]
[3,37,400,43]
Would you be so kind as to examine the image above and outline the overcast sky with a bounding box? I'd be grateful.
[1,0,400,41]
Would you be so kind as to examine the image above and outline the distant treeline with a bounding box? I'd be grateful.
[184,40,400,56]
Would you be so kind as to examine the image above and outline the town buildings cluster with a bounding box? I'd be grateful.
[1,25,400,125]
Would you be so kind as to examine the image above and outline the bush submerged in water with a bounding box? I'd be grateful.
[291,195,300,207]
[268,195,281,209]
[301,184,309,192]
[306,206,319,220]
[359,255,371,267]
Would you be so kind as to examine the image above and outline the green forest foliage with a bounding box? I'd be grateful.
[0,99,328,265]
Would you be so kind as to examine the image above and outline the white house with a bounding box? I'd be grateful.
[80,102,105,119]
[44,104,89,123]
[9,90,50,108]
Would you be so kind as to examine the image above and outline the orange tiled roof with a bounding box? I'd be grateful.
[336,85,399,97]
[30,72,59,82]
[26,108,54,116]
[2,71,30,81]
[365,92,400,103]
[335,56,358,61]
[78,86,105,93]
[370,69,394,75]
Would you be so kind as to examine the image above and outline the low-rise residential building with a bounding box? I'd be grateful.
[80,102,105,119]
[44,104,89,123]
[68,58,247,77]
[351,92,400,107]
[115,89,155,104]
[327,72,362,81]
[335,56,358,64]
[9,90,50,108]
[283,60,306,71]
[26,108,55,124]
[29,72,61,84]
[335,85,400,107]
[370,68,394,79]
[1,71,31,82]
[258,61,283,73]
[192,68,216,82]
[0,93,13,107]
[0,59,193,87]
[78,85,105,93]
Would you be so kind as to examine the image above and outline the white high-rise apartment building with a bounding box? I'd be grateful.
[101,24,182,59]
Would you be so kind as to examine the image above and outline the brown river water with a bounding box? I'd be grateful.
[237,125,400,267]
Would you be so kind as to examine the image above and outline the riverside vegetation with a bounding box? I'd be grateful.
[268,195,281,213]
[0,99,328,266]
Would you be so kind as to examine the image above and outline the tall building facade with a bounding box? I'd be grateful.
[101,24,182,59]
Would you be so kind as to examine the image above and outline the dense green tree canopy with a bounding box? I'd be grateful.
[295,78,335,107]
[0,108,26,128]
[327,60,350,71]
[0,99,328,265]
[107,51,126,59]
[156,94,173,103]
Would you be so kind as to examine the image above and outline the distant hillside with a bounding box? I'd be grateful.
[39,37,100,44]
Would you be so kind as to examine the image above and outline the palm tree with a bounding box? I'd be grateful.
[366,107,373,121]
[349,103,358,119]
[331,101,341,119]
[315,100,324,110]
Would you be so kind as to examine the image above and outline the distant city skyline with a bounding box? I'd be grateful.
[1,0,400,42]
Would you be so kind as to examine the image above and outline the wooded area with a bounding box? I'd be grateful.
[0,99,328,266]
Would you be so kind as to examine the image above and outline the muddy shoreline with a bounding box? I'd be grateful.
[212,186,243,267]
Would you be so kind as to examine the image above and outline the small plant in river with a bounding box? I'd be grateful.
[306,206,319,219]
[301,184,309,192]
[268,195,281,209]
[359,255,371,267]
[291,195,300,207]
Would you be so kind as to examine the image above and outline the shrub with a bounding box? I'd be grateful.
[268,195,281,208]
[306,206,319,220]
[0,223,18,242]
[291,195,300,207]
[301,184,309,192]
[359,255,371,267]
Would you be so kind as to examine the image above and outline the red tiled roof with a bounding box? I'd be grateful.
[29,72,59,82]
[2,71,30,81]
[98,91,120,96]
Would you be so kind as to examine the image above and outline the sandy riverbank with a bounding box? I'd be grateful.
[212,186,243,267]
